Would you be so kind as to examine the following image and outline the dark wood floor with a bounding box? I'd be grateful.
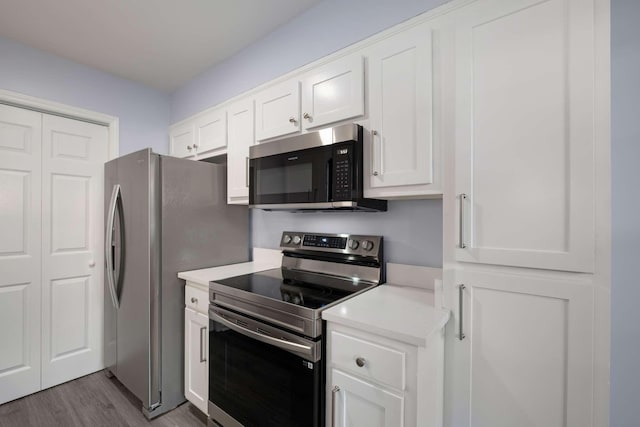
[0,371,207,427]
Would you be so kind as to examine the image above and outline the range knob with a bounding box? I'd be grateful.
[361,240,374,251]
[348,239,359,250]
[282,234,292,244]
[292,235,302,245]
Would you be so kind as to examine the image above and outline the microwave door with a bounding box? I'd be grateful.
[250,146,331,205]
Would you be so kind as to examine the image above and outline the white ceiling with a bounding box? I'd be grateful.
[0,0,323,92]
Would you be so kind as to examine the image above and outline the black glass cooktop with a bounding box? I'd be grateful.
[214,268,352,310]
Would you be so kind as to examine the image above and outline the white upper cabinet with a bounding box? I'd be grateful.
[254,79,301,141]
[365,22,441,199]
[300,55,364,130]
[169,121,196,159]
[194,108,227,158]
[453,0,596,272]
[227,99,254,204]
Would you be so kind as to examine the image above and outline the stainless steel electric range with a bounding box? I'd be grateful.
[207,231,384,427]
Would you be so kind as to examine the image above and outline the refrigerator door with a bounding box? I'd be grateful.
[103,148,161,414]
[158,156,249,411]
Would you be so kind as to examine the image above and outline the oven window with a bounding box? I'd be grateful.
[209,320,322,427]
[257,162,313,196]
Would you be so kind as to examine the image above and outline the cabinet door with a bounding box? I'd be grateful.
[185,307,208,415]
[444,269,593,427]
[330,369,404,427]
[366,22,438,197]
[194,109,227,158]
[453,0,595,272]
[300,55,364,130]
[0,105,42,404]
[227,99,254,204]
[169,122,196,159]
[254,79,300,141]
[41,114,109,389]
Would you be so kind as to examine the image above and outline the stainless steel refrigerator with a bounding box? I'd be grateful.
[103,148,249,419]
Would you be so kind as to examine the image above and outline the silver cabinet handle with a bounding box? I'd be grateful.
[191,297,198,304]
[371,130,379,176]
[200,326,207,362]
[193,143,198,149]
[459,193,467,249]
[105,184,121,309]
[332,385,340,427]
[459,284,466,340]
[289,116,297,124]
[245,156,250,188]
[355,357,366,367]
[187,145,193,151]
[303,112,311,120]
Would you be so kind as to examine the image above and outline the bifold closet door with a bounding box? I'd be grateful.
[0,105,42,404]
[41,114,108,389]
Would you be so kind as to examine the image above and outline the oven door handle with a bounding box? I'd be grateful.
[210,310,315,358]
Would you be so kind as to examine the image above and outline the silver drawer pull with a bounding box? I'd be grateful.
[191,297,198,304]
[355,357,366,367]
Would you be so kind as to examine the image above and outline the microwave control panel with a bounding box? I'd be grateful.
[333,144,353,200]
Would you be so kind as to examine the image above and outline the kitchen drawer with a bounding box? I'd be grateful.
[330,330,406,391]
[185,284,208,314]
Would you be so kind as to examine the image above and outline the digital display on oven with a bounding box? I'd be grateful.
[303,235,347,249]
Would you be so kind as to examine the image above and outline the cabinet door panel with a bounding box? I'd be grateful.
[170,122,195,158]
[185,307,208,414]
[454,0,595,272]
[367,23,434,192]
[301,55,364,130]
[0,105,42,404]
[227,99,254,204]
[444,269,593,427]
[195,109,227,158]
[255,80,300,141]
[331,369,404,427]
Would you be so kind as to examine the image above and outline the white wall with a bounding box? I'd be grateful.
[0,37,170,155]
[610,0,640,425]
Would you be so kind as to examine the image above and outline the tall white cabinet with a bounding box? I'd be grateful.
[0,104,108,404]
[442,0,609,426]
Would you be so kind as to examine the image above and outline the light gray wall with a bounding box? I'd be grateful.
[170,0,450,267]
[170,0,449,122]
[0,37,170,155]
[252,200,443,267]
[611,0,640,425]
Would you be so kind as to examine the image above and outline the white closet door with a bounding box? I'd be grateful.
[41,114,108,388]
[0,105,42,404]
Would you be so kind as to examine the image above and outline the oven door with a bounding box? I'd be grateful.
[249,144,333,206]
[208,305,323,427]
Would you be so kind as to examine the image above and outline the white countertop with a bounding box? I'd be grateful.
[322,284,450,347]
[178,247,281,289]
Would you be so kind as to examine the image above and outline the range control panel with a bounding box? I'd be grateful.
[280,231,383,259]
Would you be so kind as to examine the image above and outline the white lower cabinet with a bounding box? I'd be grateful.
[184,284,209,414]
[330,369,404,427]
[444,268,594,427]
[326,322,444,427]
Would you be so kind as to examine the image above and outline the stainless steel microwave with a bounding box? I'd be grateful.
[248,124,387,212]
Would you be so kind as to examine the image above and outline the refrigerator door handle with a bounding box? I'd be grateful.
[106,184,121,309]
